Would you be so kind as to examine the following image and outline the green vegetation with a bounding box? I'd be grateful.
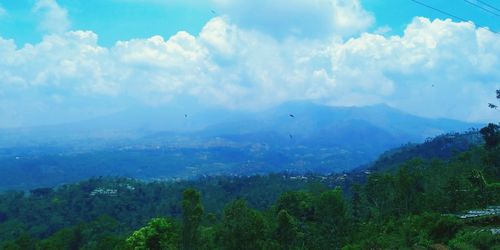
[0,125,499,249]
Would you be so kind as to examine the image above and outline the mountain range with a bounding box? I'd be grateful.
[0,102,483,190]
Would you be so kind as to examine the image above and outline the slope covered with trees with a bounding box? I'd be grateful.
[368,130,483,172]
[0,124,499,249]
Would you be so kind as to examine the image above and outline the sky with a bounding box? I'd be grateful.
[0,0,499,128]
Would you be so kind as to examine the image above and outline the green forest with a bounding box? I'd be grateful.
[0,124,499,249]
[1,0,499,249]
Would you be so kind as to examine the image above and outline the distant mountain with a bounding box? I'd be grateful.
[0,101,480,147]
[0,102,484,190]
[197,102,479,140]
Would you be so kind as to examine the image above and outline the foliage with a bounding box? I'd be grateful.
[181,188,203,250]
[126,218,179,250]
[0,129,499,249]
[215,199,268,250]
[275,209,299,249]
[480,123,500,149]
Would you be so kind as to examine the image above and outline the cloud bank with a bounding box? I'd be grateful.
[0,0,499,127]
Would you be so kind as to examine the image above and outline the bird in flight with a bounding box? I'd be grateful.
[488,103,498,109]
[289,134,293,139]
[184,114,188,118]
[289,114,295,118]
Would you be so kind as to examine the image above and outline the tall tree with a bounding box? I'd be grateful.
[364,173,396,218]
[350,184,364,222]
[394,164,424,215]
[216,200,267,250]
[315,189,349,249]
[126,218,179,250]
[275,191,314,221]
[182,188,203,250]
[275,209,299,250]
[480,123,500,149]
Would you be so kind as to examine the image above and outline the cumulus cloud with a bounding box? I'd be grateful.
[211,0,374,38]
[329,18,500,121]
[0,31,114,94]
[33,0,71,34]
[0,16,499,126]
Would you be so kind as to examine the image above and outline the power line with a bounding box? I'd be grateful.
[410,0,468,22]
[463,0,500,17]
[410,0,500,34]
[476,0,500,13]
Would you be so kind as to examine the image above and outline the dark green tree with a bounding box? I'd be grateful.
[350,184,364,222]
[275,209,299,250]
[126,218,179,250]
[480,123,500,149]
[443,176,465,212]
[364,173,396,218]
[216,200,267,250]
[182,188,203,250]
[1,233,37,250]
[275,191,314,221]
[314,189,349,249]
[395,165,424,215]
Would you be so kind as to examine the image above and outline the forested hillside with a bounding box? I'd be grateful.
[0,125,499,249]
[368,130,483,172]
[1,0,499,249]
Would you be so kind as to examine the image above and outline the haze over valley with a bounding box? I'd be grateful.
[0,0,498,249]
[0,102,482,190]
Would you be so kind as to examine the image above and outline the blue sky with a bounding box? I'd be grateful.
[1,0,213,46]
[1,0,499,46]
[0,0,499,127]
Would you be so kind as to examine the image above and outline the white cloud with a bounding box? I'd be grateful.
[211,0,374,38]
[0,16,499,126]
[329,17,500,121]
[0,31,114,95]
[33,0,71,34]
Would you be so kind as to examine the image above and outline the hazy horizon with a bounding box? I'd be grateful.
[0,2,498,248]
